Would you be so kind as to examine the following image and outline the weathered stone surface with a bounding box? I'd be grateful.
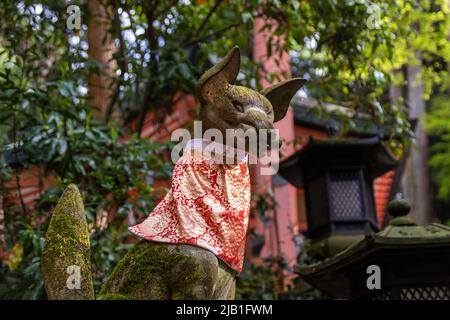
[41,185,236,300]
[41,184,94,300]
[99,240,236,300]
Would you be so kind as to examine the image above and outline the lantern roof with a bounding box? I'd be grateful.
[278,136,399,188]
[296,200,450,298]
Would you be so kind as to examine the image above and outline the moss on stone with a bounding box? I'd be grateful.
[167,244,217,300]
[41,184,94,300]
[97,293,129,300]
[211,260,236,300]
[40,184,237,300]
[387,199,412,217]
[196,46,240,97]
[100,240,180,299]
[100,241,236,299]
[40,183,237,300]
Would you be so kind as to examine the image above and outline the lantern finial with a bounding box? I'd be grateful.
[387,199,411,217]
[387,199,416,226]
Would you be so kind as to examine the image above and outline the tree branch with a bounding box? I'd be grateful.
[136,0,160,135]
[183,23,240,47]
[11,108,27,215]
[106,0,129,122]
[194,0,223,38]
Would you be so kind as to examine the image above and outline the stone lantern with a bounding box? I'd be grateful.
[278,137,399,256]
[296,199,450,300]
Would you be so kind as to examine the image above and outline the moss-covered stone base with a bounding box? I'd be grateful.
[41,184,94,300]
[41,185,236,300]
[100,241,236,300]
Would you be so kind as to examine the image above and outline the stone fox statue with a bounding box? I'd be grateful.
[41,47,305,300]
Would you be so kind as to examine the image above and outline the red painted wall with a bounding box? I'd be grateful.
[252,17,299,270]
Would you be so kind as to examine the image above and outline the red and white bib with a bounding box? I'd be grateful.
[129,140,251,273]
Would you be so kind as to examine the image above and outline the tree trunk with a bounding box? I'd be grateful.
[394,59,434,225]
[87,0,117,121]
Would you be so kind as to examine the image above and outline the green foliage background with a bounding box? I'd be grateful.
[425,95,450,203]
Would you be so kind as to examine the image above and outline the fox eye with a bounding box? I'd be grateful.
[232,100,244,113]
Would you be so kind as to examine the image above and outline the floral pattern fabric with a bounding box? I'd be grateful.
[129,143,251,273]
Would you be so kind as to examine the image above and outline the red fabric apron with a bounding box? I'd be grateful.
[129,140,251,273]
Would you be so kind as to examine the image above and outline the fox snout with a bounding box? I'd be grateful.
[239,108,274,131]
[236,108,281,151]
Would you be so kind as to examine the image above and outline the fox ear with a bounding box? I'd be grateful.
[197,46,240,102]
[261,78,306,122]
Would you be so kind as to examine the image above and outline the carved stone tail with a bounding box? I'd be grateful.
[41,184,94,299]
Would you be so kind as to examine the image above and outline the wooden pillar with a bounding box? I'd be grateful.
[251,18,298,272]
[402,62,433,224]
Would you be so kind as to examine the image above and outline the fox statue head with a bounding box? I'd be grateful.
[197,46,306,155]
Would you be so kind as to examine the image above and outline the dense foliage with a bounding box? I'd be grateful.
[425,95,450,202]
[0,0,448,299]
